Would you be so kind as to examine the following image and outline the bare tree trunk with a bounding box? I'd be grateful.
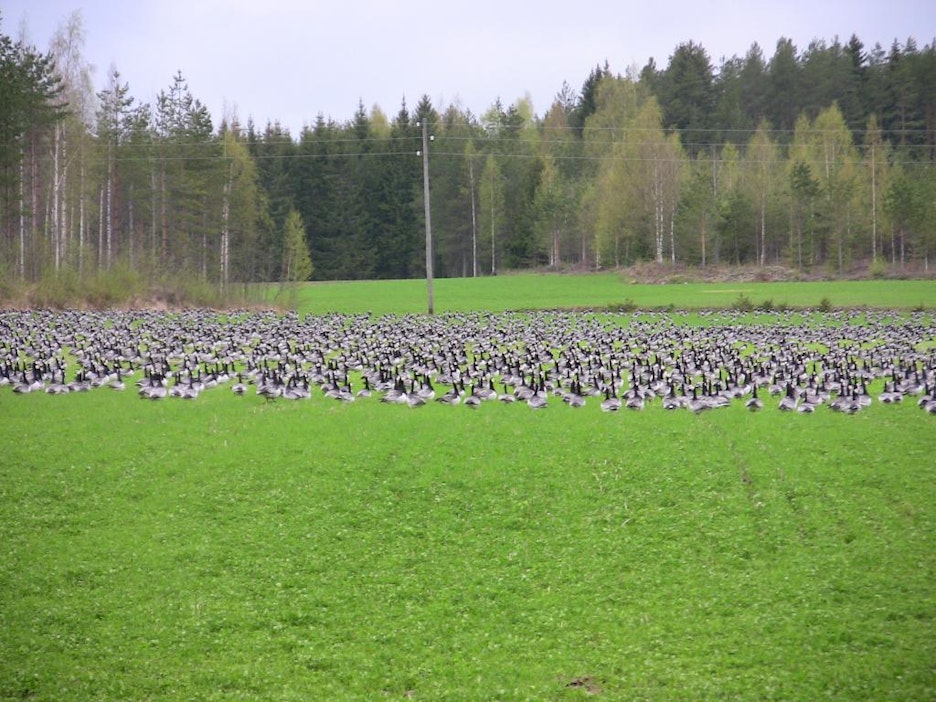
[51,124,61,271]
[581,228,587,270]
[60,125,69,269]
[891,225,897,265]
[870,143,877,260]
[490,190,496,276]
[759,189,767,267]
[669,207,676,265]
[160,165,168,265]
[653,164,664,264]
[29,135,41,278]
[18,155,26,279]
[468,157,478,278]
[128,183,135,268]
[553,225,561,269]
[105,153,113,267]
[151,168,158,263]
[220,161,232,292]
[98,184,104,269]
[79,160,86,275]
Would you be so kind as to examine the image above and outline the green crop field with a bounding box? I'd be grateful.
[2,276,935,701]
[279,274,936,315]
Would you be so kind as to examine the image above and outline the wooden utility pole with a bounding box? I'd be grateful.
[419,120,434,314]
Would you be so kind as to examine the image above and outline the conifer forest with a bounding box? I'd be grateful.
[2,11,935,302]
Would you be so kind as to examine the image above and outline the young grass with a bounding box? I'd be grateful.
[2,377,934,700]
[285,276,936,315]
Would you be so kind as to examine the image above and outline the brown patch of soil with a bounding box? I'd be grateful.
[565,675,603,695]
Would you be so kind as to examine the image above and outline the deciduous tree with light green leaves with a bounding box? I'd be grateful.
[281,208,312,284]
[592,94,671,266]
[744,119,780,265]
[479,154,505,275]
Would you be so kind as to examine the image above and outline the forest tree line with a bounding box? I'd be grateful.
[2,11,935,299]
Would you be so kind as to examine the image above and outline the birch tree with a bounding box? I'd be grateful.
[813,104,859,271]
[47,11,93,273]
[862,114,891,262]
[744,119,779,265]
[479,154,505,274]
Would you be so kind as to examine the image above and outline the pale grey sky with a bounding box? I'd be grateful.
[3,0,932,135]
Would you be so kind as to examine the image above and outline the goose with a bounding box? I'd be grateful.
[436,383,462,405]
[284,377,311,400]
[702,380,730,409]
[45,376,71,394]
[138,372,167,399]
[463,385,481,409]
[415,376,436,402]
[521,376,548,410]
[661,384,683,411]
[917,383,935,409]
[147,381,168,400]
[563,380,586,408]
[778,384,798,411]
[176,375,201,400]
[28,368,46,392]
[878,381,902,404]
[802,378,829,406]
[687,387,709,414]
[67,369,91,393]
[89,365,116,389]
[12,370,33,394]
[856,381,873,408]
[356,377,373,398]
[406,392,426,408]
[745,385,763,411]
[514,382,535,401]
[475,379,498,402]
[767,375,785,397]
[231,373,247,395]
[600,388,622,413]
[202,371,219,390]
[624,393,645,410]
[498,383,516,403]
[332,383,356,402]
[380,377,408,404]
[256,373,283,401]
[830,388,861,414]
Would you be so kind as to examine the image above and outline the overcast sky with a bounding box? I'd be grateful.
[3,0,932,135]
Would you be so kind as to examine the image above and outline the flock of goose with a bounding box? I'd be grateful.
[1,308,935,415]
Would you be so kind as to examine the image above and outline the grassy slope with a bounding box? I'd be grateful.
[290,275,936,315]
[2,383,934,700]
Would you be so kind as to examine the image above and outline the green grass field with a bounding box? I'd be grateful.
[2,276,935,701]
[282,275,936,315]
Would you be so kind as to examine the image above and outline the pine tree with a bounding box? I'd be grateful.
[0,16,66,279]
